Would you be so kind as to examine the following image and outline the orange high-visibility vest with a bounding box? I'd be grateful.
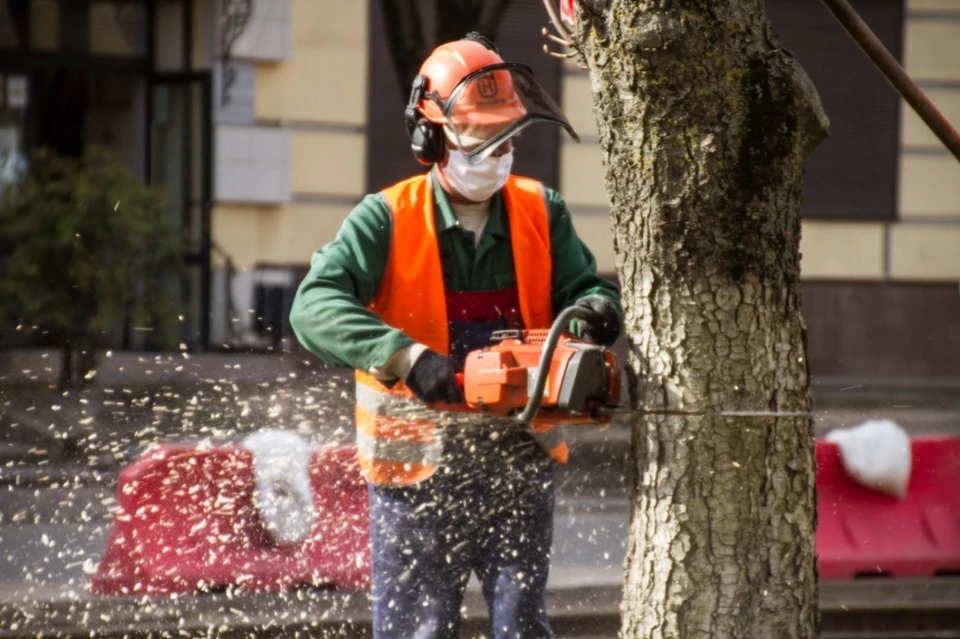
[355,173,567,486]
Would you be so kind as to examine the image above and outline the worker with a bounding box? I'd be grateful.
[289,32,622,639]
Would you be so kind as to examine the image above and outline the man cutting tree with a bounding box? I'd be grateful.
[290,32,621,639]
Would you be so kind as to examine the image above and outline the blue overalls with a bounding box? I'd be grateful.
[368,286,556,639]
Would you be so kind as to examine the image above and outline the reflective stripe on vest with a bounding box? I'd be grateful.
[356,383,426,417]
[356,173,564,486]
[356,427,442,467]
[355,369,440,486]
[530,423,566,452]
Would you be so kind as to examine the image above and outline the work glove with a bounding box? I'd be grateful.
[574,296,622,346]
[405,350,464,404]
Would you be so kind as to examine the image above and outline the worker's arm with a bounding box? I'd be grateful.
[289,195,419,374]
[545,187,624,321]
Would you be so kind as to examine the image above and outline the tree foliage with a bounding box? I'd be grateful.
[0,146,184,387]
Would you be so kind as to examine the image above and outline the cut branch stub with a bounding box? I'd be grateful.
[541,0,585,64]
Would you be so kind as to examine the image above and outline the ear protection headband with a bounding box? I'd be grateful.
[404,74,445,166]
[405,32,499,165]
[462,31,499,53]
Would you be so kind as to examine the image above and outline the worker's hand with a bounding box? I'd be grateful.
[574,296,621,346]
[405,350,464,404]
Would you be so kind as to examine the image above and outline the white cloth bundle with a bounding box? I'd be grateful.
[825,419,912,498]
[242,430,316,544]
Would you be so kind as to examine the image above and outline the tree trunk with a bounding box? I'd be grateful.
[575,1,829,637]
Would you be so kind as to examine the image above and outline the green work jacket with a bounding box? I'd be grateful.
[289,170,622,372]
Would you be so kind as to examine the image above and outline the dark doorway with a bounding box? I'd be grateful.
[766,0,904,221]
[33,67,145,175]
[36,68,88,158]
[366,1,564,193]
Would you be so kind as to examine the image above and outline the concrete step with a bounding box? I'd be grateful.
[0,497,626,585]
[2,577,958,638]
[0,461,117,489]
[0,484,114,528]
[0,442,52,465]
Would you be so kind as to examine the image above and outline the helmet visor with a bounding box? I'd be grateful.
[442,63,579,164]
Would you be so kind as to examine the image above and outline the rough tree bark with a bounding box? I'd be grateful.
[573,1,829,637]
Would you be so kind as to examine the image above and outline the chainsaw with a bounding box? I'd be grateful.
[448,306,622,424]
[442,306,814,423]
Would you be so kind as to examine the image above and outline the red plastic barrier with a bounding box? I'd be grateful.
[94,435,960,593]
[91,443,370,595]
[816,436,960,579]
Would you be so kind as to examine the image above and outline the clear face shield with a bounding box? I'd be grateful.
[436,63,580,165]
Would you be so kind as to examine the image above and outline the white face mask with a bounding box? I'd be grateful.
[440,147,514,203]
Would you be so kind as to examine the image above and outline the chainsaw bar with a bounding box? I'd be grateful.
[600,408,813,418]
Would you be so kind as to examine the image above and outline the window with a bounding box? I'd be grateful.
[0,0,28,49]
[30,0,147,57]
[766,0,904,220]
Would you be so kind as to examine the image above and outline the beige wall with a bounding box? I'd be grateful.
[799,222,886,280]
[212,0,368,269]
[559,64,613,271]
[558,2,960,281]
[213,202,351,267]
[896,1,960,280]
[291,131,365,198]
[254,1,367,126]
[215,1,960,281]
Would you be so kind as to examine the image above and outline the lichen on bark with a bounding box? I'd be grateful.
[574,1,828,637]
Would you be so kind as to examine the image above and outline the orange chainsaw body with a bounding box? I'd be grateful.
[460,329,621,421]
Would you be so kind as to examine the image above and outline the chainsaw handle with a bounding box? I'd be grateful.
[515,305,594,424]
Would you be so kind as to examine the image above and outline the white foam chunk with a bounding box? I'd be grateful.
[825,419,912,498]
[242,430,316,544]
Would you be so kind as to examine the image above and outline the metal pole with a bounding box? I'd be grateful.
[821,0,960,163]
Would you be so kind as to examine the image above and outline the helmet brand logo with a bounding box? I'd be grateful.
[477,76,499,99]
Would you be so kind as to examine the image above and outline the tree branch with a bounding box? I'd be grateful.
[540,0,572,43]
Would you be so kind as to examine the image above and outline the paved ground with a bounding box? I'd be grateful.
[2,349,959,636]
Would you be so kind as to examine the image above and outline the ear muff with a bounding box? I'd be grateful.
[404,32,498,166]
[410,119,444,166]
[405,74,445,165]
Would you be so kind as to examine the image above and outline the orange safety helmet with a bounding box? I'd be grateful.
[405,33,579,166]
[417,39,526,129]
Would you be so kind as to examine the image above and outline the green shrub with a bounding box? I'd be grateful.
[0,146,184,388]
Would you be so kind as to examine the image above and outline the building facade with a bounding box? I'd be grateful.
[1,0,957,381]
[558,0,960,380]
